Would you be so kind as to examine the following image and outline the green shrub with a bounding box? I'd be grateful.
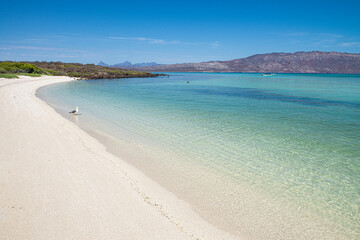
[0,62,44,74]
[0,73,19,78]
[43,69,63,75]
[68,72,83,77]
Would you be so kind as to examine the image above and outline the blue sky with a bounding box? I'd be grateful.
[1,0,360,64]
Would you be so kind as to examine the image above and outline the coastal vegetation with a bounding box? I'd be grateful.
[0,73,43,78]
[0,61,162,79]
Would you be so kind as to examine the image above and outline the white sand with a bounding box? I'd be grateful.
[0,76,239,240]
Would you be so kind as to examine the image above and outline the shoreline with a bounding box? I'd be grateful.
[0,76,239,240]
[33,75,356,240]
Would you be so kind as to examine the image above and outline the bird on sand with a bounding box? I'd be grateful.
[69,107,79,115]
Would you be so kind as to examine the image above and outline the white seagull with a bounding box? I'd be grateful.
[69,106,79,115]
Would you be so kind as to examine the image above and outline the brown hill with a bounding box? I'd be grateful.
[138,51,360,73]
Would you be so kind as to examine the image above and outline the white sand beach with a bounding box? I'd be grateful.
[0,76,239,240]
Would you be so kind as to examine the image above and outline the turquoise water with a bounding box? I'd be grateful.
[38,73,360,239]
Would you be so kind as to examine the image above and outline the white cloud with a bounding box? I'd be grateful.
[276,31,349,47]
[110,36,220,49]
[283,32,309,37]
[210,41,220,48]
[25,38,49,42]
[313,39,336,45]
[110,36,179,44]
[309,33,346,47]
[319,33,343,38]
[0,45,87,53]
[339,42,360,47]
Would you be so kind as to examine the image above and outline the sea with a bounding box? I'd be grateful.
[37,73,360,239]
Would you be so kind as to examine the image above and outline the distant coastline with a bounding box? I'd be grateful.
[0,61,163,80]
[137,51,360,74]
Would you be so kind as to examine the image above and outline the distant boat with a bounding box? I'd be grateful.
[262,72,276,77]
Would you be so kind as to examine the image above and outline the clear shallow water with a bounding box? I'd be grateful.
[38,73,360,239]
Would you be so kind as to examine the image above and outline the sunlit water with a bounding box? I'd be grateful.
[38,73,360,239]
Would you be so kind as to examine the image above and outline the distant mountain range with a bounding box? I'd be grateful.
[98,61,162,69]
[136,51,360,73]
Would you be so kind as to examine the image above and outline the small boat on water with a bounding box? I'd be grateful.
[262,72,276,77]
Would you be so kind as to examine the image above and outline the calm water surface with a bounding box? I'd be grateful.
[38,73,360,239]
